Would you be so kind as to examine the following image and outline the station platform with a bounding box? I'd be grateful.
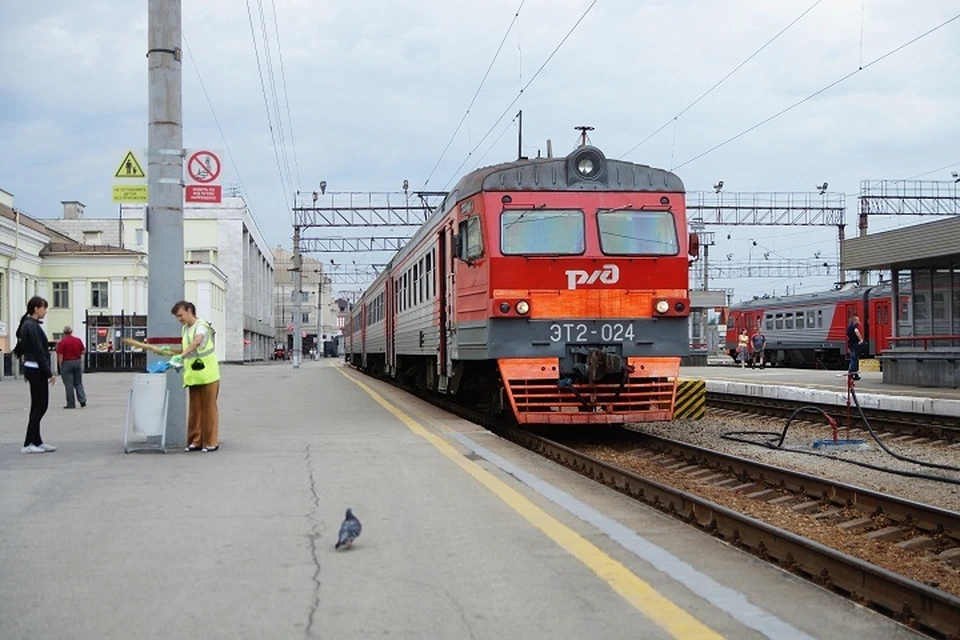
[686,363,960,418]
[0,360,926,639]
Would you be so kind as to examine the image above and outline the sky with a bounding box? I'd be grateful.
[1,0,959,302]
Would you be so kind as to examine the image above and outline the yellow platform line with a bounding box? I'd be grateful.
[337,367,723,640]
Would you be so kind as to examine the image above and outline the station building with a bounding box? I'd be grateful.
[45,196,273,362]
[843,216,960,388]
[0,188,273,370]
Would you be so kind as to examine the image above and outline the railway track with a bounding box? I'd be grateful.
[707,390,960,443]
[373,370,960,638]
[508,427,960,639]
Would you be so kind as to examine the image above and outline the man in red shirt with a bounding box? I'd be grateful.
[56,325,87,409]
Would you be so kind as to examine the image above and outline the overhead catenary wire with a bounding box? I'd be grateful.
[622,0,824,159]
[674,11,960,171]
[270,0,302,189]
[182,33,271,247]
[245,0,292,215]
[421,0,527,191]
[440,0,599,191]
[257,0,295,201]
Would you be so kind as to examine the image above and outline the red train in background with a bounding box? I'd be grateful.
[725,283,909,368]
[344,144,698,424]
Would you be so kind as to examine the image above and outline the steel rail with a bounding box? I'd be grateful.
[503,428,960,639]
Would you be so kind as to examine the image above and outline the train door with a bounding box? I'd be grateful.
[386,277,395,375]
[437,226,452,390]
[873,299,892,354]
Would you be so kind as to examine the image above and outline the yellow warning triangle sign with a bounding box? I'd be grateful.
[114,151,146,179]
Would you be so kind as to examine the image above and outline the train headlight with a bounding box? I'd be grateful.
[655,300,669,314]
[499,302,511,314]
[567,146,607,182]
[674,301,686,313]
[515,300,530,315]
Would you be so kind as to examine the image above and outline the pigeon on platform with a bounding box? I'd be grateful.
[335,508,362,550]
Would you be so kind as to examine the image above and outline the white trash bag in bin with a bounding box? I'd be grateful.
[125,373,170,452]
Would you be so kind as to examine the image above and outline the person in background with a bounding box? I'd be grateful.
[14,296,57,453]
[161,300,221,452]
[56,325,87,409]
[737,329,750,369]
[847,315,864,381]
[750,328,767,369]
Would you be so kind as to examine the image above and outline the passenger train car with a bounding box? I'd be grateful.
[344,145,698,424]
[725,283,908,368]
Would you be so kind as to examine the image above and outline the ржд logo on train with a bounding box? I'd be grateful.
[564,264,620,290]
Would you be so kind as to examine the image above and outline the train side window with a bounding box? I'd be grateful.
[419,258,426,303]
[775,313,783,330]
[806,310,815,327]
[765,314,773,330]
[817,310,823,328]
[414,264,420,306]
[425,251,433,299]
[458,216,483,262]
[785,313,794,330]
[796,312,805,329]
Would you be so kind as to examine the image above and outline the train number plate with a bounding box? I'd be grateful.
[548,322,635,343]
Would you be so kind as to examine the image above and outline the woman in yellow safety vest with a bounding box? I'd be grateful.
[162,300,221,452]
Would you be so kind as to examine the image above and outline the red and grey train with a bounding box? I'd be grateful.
[344,145,698,425]
[724,283,904,368]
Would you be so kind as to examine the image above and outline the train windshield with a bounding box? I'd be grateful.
[500,209,585,255]
[597,210,679,255]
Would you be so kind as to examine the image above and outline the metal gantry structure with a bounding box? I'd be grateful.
[686,190,847,285]
[287,189,447,368]
[856,179,960,283]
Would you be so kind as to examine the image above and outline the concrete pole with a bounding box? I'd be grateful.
[147,0,186,447]
[701,243,709,353]
[317,278,328,358]
[292,226,302,368]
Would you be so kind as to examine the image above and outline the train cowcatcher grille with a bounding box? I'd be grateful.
[497,357,680,424]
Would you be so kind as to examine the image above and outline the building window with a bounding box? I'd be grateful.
[91,281,109,308]
[0,274,4,324]
[135,228,145,247]
[83,230,102,244]
[52,281,70,308]
[302,312,310,323]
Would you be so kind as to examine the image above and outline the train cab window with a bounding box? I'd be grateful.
[775,313,783,330]
[765,314,773,330]
[501,209,584,255]
[784,313,794,330]
[598,210,679,255]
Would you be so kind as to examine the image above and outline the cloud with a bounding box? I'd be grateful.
[2,0,958,301]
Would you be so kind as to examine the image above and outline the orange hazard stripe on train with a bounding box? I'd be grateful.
[492,289,688,319]
[497,358,680,424]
